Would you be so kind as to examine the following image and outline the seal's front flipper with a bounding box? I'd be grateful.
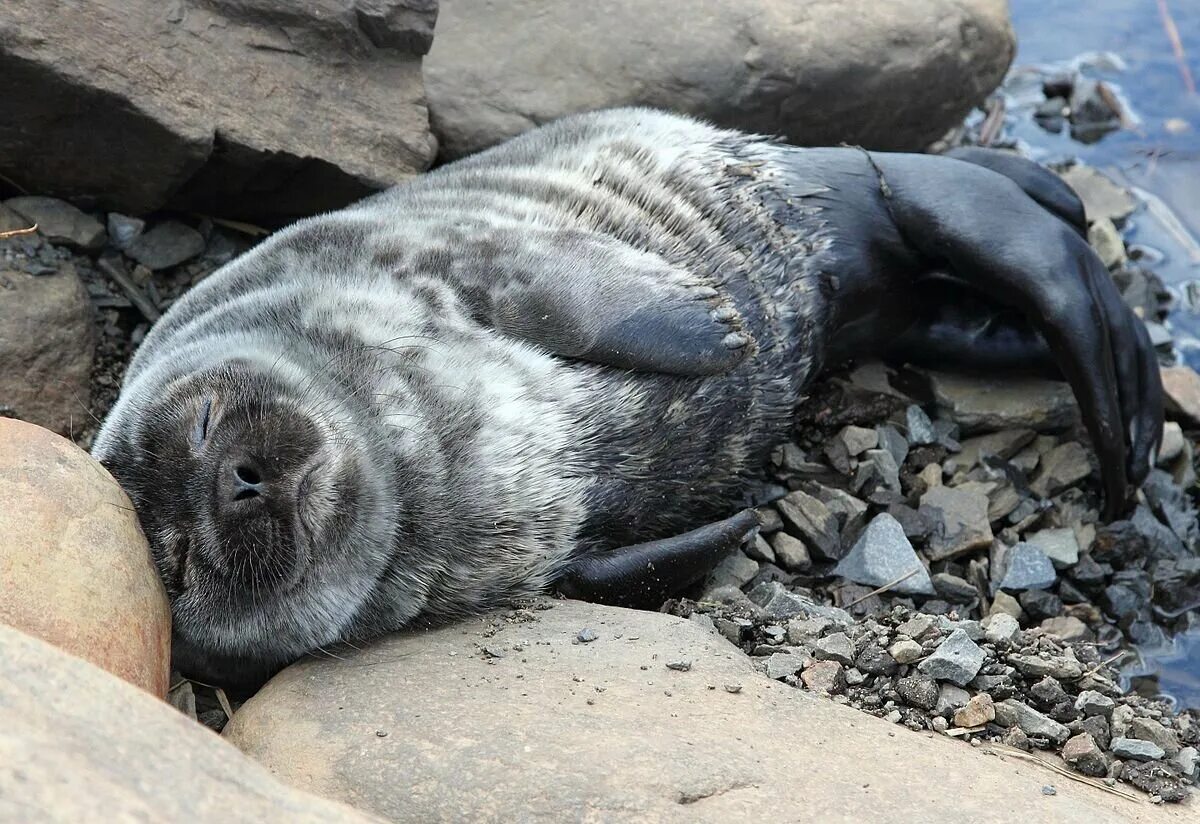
[556,510,759,609]
[448,228,753,376]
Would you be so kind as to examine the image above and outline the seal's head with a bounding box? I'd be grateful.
[93,355,398,685]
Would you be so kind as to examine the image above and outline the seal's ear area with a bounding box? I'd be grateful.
[483,233,753,376]
[944,147,1088,236]
[868,152,1163,519]
[555,510,759,609]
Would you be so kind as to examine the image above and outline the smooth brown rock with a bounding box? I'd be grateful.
[0,624,377,823]
[0,418,170,695]
[0,1,436,223]
[426,0,1014,159]
[226,599,1184,822]
[0,265,94,436]
[1161,365,1200,424]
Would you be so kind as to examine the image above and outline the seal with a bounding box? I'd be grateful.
[92,108,1163,683]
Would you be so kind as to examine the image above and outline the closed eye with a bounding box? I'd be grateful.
[192,397,214,449]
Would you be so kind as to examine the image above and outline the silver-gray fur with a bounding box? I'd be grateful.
[94,108,836,673]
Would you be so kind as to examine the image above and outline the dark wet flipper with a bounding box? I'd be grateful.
[890,278,1059,378]
[945,147,1087,235]
[555,510,759,609]
[870,153,1155,518]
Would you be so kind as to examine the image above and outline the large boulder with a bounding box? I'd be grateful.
[0,263,94,436]
[225,599,1183,822]
[0,418,171,696]
[0,1,438,223]
[425,0,1015,160]
[0,624,379,823]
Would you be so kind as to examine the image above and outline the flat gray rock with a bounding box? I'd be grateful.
[1030,442,1092,498]
[1025,527,1080,569]
[994,699,1071,744]
[919,486,994,561]
[775,490,841,561]
[747,581,853,625]
[916,370,1079,434]
[833,513,935,596]
[1111,737,1165,762]
[4,196,105,251]
[125,220,206,270]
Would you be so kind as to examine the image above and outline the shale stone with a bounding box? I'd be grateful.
[124,221,206,270]
[917,370,1079,433]
[1025,527,1080,569]
[4,196,105,251]
[1062,732,1108,776]
[1030,442,1092,498]
[1,0,437,221]
[1110,738,1164,762]
[776,490,841,561]
[919,486,994,561]
[993,699,1071,744]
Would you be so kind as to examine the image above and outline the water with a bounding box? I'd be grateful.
[1009,0,1200,710]
[1009,0,1200,365]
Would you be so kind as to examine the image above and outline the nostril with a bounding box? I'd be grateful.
[231,462,264,502]
[235,464,262,486]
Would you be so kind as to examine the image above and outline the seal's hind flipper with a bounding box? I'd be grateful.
[944,147,1087,235]
[555,510,759,608]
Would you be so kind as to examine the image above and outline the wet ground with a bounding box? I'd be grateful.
[1010,0,1200,711]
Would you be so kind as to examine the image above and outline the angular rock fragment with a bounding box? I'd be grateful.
[801,660,846,694]
[919,486,994,561]
[776,490,841,560]
[1062,732,1108,776]
[833,513,935,596]
[997,543,1057,592]
[953,693,995,728]
[1110,738,1164,762]
[4,196,106,251]
[1029,442,1091,498]
[993,699,1071,744]
[917,629,984,686]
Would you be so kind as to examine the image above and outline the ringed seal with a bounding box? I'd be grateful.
[92,108,1163,683]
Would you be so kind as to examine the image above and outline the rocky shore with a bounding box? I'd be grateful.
[1,0,1197,819]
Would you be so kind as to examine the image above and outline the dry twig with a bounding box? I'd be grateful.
[1158,0,1197,95]
[0,223,37,240]
[845,568,921,608]
[991,745,1141,802]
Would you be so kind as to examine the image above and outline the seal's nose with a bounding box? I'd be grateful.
[231,460,265,501]
[220,453,271,508]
